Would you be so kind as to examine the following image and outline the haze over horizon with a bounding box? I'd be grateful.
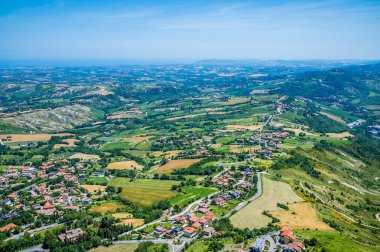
[1,0,380,64]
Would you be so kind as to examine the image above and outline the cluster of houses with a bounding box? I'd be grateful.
[347,119,366,128]
[0,159,94,233]
[368,125,380,139]
[212,171,237,187]
[249,226,305,252]
[235,131,290,160]
[148,203,216,239]
[173,205,216,238]
[209,169,254,207]
[212,169,253,188]
[248,131,290,147]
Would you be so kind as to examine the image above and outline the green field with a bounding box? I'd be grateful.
[169,186,217,207]
[101,141,132,150]
[109,178,178,206]
[86,177,108,185]
[88,244,138,252]
[296,230,379,252]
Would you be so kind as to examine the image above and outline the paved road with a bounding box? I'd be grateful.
[376,213,380,222]
[223,172,262,218]
[115,237,195,252]
[259,115,272,132]
[115,239,176,252]
[20,245,45,252]
[8,222,67,240]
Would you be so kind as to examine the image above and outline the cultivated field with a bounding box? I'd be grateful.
[111,213,132,219]
[80,185,106,193]
[107,160,144,170]
[230,176,302,228]
[69,153,100,161]
[222,97,250,105]
[229,145,261,153]
[154,158,202,173]
[170,186,217,207]
[53,138,79,149]
[89,244,138,252]
[90,202,124,213]
[0,133,72,143]
[121,135,154,142]
[85,86,114,96]
[327,132,353,138]
[283,127,315,136]
[320,112,346,123]
[226,124,262,131]
[118,218,144,228]
[270,202,332,230]
[110,178,178,206]
[165,113,206,121]
[153,150,181,159]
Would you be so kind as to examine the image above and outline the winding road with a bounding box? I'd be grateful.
[223,172,262,218]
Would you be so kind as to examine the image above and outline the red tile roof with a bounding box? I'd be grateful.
[0,223,16,232]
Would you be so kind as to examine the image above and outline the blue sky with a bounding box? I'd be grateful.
[0,0,379,63]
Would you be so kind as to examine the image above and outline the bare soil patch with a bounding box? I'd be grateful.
[118,218,144,228]
[111,213,133,219]
[69,153,100,161]
[327,132,353,138]
[90,202,124,213]
[270,202,333,230]
[227,124,262,131]
[0,133,72,143]
[223,97,250,105]
[107,160,144,170]
[53,138,79,149]
[231,176,302,228]
[320,112,346,123]
[80,185,106,193]
[155,159,202,173]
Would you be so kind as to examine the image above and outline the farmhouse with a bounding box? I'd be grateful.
[58,228,84,242]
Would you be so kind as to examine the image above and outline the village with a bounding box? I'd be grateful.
[0,152,310,252]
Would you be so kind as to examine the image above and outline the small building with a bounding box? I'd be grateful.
[283,242,305,252]
[0,223,16,233]
[174,216,187,224]
[203,227,215,236]
[189,216,198,224]
[153,226,166,236]
[183,226,197,237]
[250,237,265,252]
[280,226,296,244]
[58,228,84,242]
[205,212,215,221]
[198,218,209,227]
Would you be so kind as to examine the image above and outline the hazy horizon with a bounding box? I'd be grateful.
[1,58,379,67]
